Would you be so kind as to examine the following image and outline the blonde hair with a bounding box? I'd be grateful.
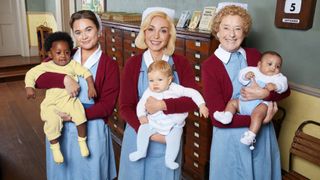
[135,11,176,56]
[147,60,173,77]
[212,5,252,39]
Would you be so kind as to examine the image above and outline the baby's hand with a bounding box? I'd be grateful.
[88,87,97,100]
[265,83,277,91]
[26,87,36,99]
[245,71,255,80]
[139,116,148,124]
[199,104,209,118]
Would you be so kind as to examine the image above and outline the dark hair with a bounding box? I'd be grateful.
[44,31,73,52]
[69,10,100,30]
[261,51,283,63]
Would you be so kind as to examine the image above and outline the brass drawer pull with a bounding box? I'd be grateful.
[194,64,200,70]
[194,111,199,117]
[195,40,201,47]
[194,121,200,128]
[111,28,115,33]
[112,47,116,52]
[131,42,135,48]
[114,108,117,112]
[195,53,201,59]
[194,142,199,148]
[194,132,199,138]
[193,162,199,168]
[112,56,117,60]
[114,116,118,120]
[131,32,136,37]
[195,76,200,82]
[193,152,199,158]
[113,124,117,128]
[111,37,115,43]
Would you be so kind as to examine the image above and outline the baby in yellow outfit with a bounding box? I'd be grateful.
[25,32,96,164]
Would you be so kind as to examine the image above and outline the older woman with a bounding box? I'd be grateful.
[35,10,119,180]
[118,7,199,180]
[201,5,290,180]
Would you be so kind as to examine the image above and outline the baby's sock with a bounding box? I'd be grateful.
[50,142,64,164]
[213,111,233,124]
[129,151,146,162]
[240,130,256,148]
[78,136,89,157]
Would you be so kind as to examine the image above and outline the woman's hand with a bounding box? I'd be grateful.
[263,102,278,124]
[55,110,72,122]
[63,75,80,97]
[150,133,166,144]
[241,78,269,101]
[145,96,166,114]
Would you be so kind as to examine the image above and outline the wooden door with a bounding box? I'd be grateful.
[0,0,20,56]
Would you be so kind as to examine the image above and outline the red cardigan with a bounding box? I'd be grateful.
[201,48,290,128]
[35,53,120,124]
[119,54,199,132]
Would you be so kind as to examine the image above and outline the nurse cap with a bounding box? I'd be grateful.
[141,7,175,22]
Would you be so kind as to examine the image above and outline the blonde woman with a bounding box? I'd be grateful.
[118,7,199,180]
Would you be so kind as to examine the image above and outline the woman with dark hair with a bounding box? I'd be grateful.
[36,10,119,180]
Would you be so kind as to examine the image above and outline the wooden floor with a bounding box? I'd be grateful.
[0,55,41,68]
[0,81,46,180]
[0,56,46,180]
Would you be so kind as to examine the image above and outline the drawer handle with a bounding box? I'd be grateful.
[194,132,199,138]
[131,32,136,37]
[114,108,117,112]
[131,42,135,48]
[195,40,201,47]
[193,152,199,158]
[194,122,200,127]
[194,142,199,148]
[193,162,199,168]
[194,64,200,70]
[114,115,118,120]
[195,76,200,82]
[112,56,117,60]
[113,124,117,128]
[111,37,115,43]
[194,111,199,117]
[112,47,116,52]
[131,52,135,56]
[111,28,115,33]
[195,53,201,59]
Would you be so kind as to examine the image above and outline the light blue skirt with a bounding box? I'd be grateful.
[118,124,182,180]
[46,118,117,180]
[209,123,281,180]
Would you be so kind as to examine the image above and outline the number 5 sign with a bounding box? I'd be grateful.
[275,0,317,30]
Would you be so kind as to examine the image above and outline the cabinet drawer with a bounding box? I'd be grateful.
[175,37,185,49]
[105,26,122,37]
[124,39,138,51]
[106,35,122,46]
[123,50,143,65]
[123,30,139,41]
[186,39,210,54]
[186,50,209,63]
[182,166,207,180]
[184,142,209,163]
[183,156,208,176]
[186,116,211,136]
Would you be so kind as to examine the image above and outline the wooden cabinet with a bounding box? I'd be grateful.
[101,20,219,179]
